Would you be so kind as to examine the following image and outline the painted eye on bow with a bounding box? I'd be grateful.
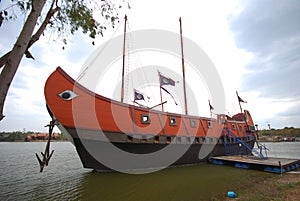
[58,90,79,101]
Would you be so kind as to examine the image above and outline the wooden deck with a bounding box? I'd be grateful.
[211,155,300,173]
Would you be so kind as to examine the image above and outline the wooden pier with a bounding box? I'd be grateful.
[211,155,300,173]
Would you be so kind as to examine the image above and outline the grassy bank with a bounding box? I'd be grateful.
[213,172,300,201]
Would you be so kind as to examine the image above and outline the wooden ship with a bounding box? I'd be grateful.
[44,16,257,171]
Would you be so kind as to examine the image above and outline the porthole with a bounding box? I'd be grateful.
[169,117,177,126]
[200,137,205,143]
[141,136,147,143]
[177,136,181,143]
[190,119,197,128]
[213,138,218,143]
[127,135,133,142]
[207,121,212,128]
[141,114,150,124]
[166,136,171,144]
[154,135,159,143]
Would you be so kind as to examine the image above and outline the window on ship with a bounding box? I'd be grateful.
[154,135,159,143]
[141,114,151,124]
[187,137,191,143]
[207,121,212,128]
[127,135,133,142]
[166,136,171,144]
[190,119,197,128]
[169,117,177,126]
[232,123,236,130]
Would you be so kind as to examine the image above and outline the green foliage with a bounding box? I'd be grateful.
[64,2,101,38]
[0,131,26,141]
[284,126,294,129]
[0,0,128,44]
[259,127,300,137]
[8,131,22,140]
[0,131,68,141]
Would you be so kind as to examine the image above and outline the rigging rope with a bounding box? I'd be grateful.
[126,25,158,106]
[77,18,124,81]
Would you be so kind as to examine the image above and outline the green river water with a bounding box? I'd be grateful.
[0,141,299,200]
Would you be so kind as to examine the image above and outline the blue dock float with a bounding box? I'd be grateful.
[211,155,300,174]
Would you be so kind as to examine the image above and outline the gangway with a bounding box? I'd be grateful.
[223,127,268,159]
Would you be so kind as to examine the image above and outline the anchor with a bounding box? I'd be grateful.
[35,119,57,172]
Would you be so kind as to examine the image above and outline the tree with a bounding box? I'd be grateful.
[0,0,127,121]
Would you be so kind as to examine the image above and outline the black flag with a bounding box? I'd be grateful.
[208,100,214,111]
[237,95,247,103]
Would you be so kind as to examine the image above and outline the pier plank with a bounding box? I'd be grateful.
[211,155,300,173]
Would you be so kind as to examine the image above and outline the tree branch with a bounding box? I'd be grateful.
[27,2,60,50]
[0,1,60,69]
[0,0,47,121]
[0,52,10,69]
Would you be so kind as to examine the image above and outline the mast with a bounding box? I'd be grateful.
[159,72,164,112]
[121,15,127,103]
[179,17,188,115]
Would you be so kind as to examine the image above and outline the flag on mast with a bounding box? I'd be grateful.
[134,90,145,101]
[208,99,214,111]
[159,72,175,86]
[237,94,247,103]
[236,91,247,114]
[158,71,176,112]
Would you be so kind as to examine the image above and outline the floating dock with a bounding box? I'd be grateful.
[211,155,300,173]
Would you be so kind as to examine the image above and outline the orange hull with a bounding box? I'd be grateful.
[44,67,257,171]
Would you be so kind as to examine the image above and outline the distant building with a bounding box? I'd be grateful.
[25,133,62,141]
[37,133,47,140]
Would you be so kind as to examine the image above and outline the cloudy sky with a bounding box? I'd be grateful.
[0,0,299,132]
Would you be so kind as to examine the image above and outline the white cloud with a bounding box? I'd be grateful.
[1,0,297,131]
[228,0,300,128]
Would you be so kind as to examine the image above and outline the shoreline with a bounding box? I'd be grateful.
[232,172,300,200]
[210,171,300,201]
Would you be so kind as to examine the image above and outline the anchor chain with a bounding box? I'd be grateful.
[35,119,57,172]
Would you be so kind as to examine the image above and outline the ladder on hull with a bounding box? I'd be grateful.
[223,127,268,159]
